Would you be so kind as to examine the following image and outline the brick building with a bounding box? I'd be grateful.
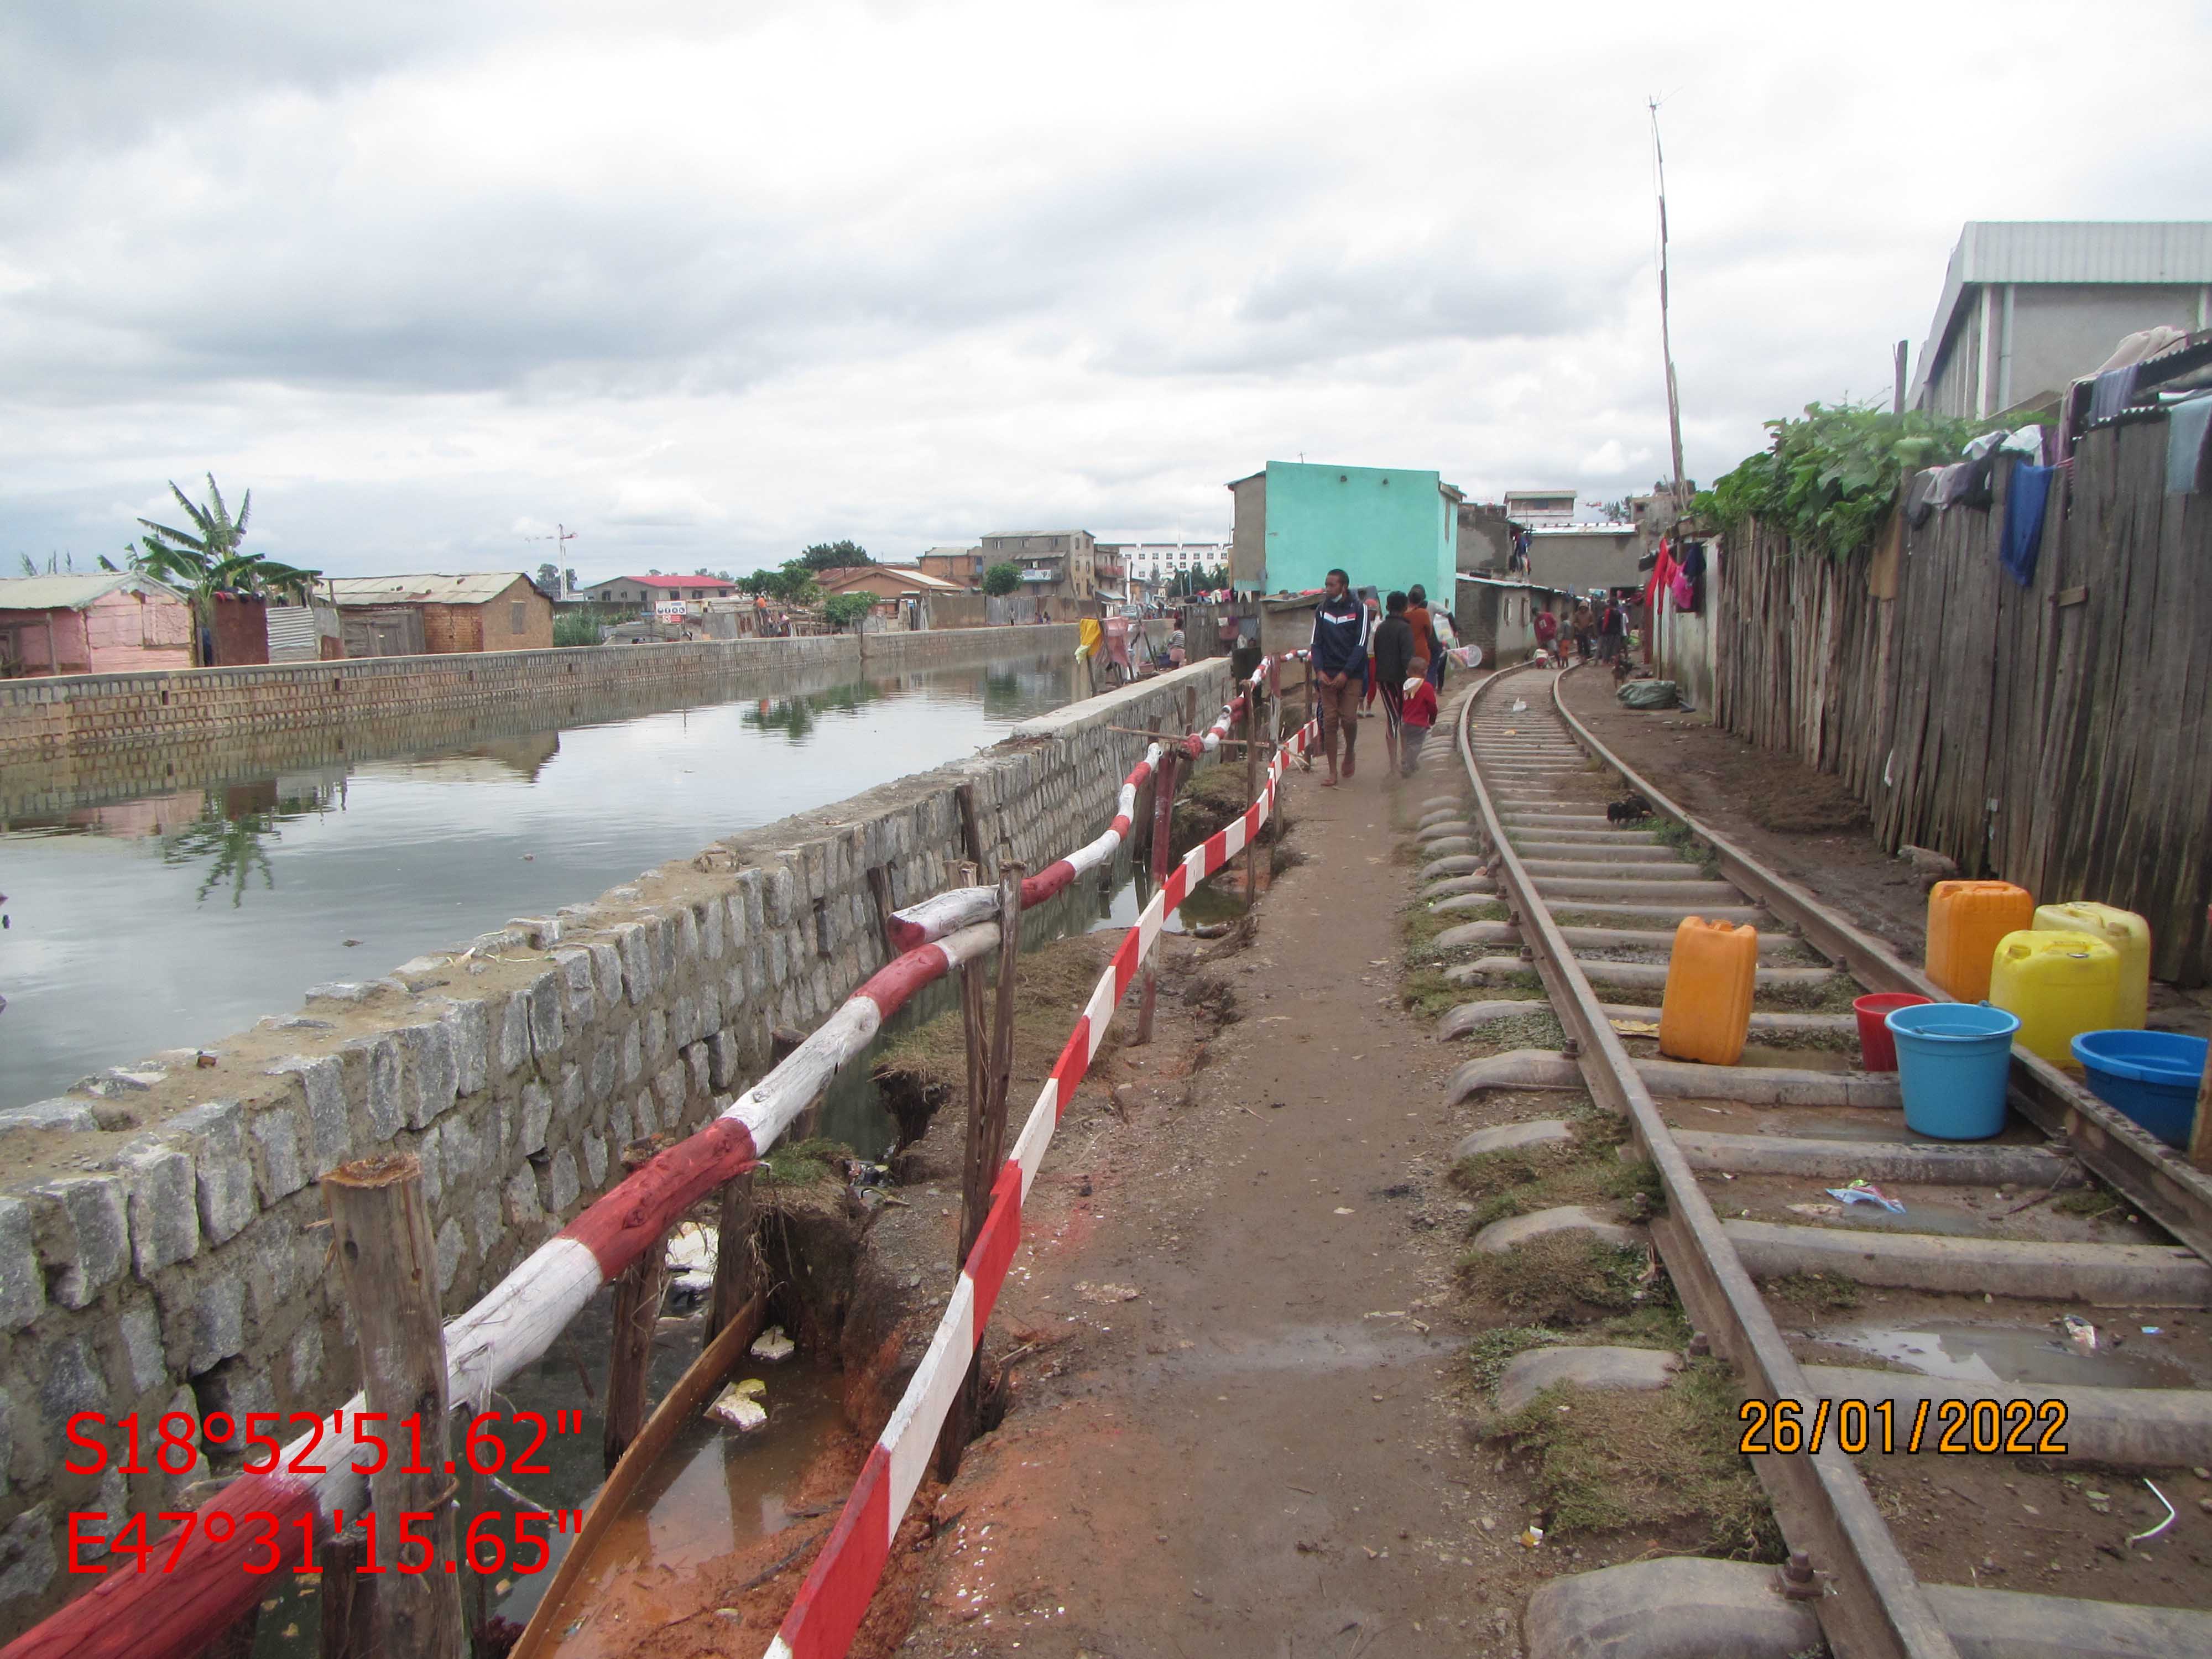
[328,573,554,656]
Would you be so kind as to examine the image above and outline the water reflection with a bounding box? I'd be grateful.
[1,651,1079,1106]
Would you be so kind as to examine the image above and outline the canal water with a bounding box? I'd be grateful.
[0,649,1084,1108]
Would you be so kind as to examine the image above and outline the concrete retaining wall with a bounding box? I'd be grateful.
[0,623,1079,770]
[0,656,1228,1636]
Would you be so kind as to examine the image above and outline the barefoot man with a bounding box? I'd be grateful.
[1310,567,1369,787]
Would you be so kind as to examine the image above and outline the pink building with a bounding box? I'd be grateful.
[0,572,195,677]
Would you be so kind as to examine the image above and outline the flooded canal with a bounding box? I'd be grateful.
[0,649,1083,1107]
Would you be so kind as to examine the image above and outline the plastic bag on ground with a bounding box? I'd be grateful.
[1616,679,1680,709]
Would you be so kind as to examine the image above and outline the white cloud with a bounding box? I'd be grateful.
[0,0,2208,580]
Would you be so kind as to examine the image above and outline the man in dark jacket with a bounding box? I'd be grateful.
[1370,591,1415,775]
[1309,568,1369,787]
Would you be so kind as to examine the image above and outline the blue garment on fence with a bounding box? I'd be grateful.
[2166,394,2212,494]
[2000,463,2055,588]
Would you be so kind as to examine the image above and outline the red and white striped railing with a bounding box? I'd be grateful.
[764,703,1319,1659]
[888,655,1287,952]
[4,657,1304,1659]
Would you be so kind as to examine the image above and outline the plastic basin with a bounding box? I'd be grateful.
[2070,1030,2208,1150]
[1886,1003,2020,1140]
[1854,993,1932,1072]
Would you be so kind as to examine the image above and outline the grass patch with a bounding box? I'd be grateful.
[761,1136,853,1186]
[1754,974,1860,1014]
[878,932,1123,1098]
[1585,1302,1694,1350]
[1766,1271,1862,1313]
[1496,1359,1783,1558]
[1468,1326,1567,1390]
[1451,1117,1659,1231]
[1402,967,1464,1019]
[1458,1006,1569,1054]
[1402,906,1458,962]
[1459,1235,1657,1324]
[2057,1181,2122,1219]
[1652,816,1723,880]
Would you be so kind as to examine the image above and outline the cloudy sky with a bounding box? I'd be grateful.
[3,1,2208,582]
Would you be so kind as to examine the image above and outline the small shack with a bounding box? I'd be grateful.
[0,572,195,677]
[328,573,554,657]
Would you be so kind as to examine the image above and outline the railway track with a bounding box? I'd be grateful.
[1432,662,2212,1659]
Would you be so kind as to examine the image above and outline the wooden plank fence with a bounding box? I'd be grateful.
[1713,418,2211,985]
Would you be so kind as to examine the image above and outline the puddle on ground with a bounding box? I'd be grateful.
[529,1354,847,1656]
[1811,1321,2195,1390]
[241,1295,842,1657]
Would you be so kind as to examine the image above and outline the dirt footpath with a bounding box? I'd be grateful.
[896,690,1548,1658]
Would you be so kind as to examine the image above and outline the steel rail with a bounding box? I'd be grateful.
[1545,666,2212,1265]
[1454,666,1961,1659]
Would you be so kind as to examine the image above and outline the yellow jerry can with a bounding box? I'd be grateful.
[2031,901,2151,1030]
[1989,930,2120,1069]
[1659,917,1759,1067]
[1926,880,2033,1004]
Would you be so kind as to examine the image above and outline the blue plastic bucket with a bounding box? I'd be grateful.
[1886,1002,2020,1140]
[2070,1030,2208,1150]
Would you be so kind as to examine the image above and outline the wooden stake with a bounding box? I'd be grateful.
[935,859,1024,1481]
[1135,748,1180,1046]
[321,1154,466,1659]
[603,1139,670,1471]
[954,781,988,877]
[706,1168,758,1343]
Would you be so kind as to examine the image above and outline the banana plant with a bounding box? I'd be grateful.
[128,475,321,662]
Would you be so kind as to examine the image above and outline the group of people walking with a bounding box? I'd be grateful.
[1308,570,1449,786]
[1533,593,1630,666]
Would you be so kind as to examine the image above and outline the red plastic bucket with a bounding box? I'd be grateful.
[1855,992,1933,1071]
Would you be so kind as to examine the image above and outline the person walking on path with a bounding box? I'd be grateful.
[1533,603,1558,665]
[1309,568,1369,787]
[1599,594,1627,663]
[1407,585,1450,691]
[1572,598,1594,661]
[1370,590,1415,775]
[1397,674,1439,775]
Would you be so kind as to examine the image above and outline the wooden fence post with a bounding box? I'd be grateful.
[935,859,1025,1481]
[707,1169,758,1343]
[322,1154,466,1659]
[603,1139,671,1470]
[1135,749,1180,1046]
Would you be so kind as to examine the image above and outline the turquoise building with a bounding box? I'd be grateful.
[1227,461,1461,602]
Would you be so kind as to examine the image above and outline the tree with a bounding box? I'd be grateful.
[980,561,1021,597]
[535,562,562,596]
[822,593,874,630]
[740,562,820,605]
[129,476,321,664]
[565,567,578,593]
[800,540,871,570]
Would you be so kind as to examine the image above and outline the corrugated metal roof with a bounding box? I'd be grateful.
[1913,222,2212,403]
[0,571,190,611]
[327,572,530,607]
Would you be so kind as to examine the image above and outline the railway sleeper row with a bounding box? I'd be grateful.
[1426,668,2212,1659]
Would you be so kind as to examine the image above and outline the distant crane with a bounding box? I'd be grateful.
[526,523,579,593]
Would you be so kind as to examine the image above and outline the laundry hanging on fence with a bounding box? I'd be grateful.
[2000,462,2055,588]
[2166,393,2212,495]
[1907,467,1943,529]
[1959,448,1999,510]
[2000,425,2046,465]
[1677,539,1707,612]
[2088,363,2141,424]
[1932,462,1973,508]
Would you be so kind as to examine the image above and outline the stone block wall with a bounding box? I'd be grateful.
[0,623,1079,769]
[0,656,1227,1636]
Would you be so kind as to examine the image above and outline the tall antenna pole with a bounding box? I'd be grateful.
[1649,97,1688,516]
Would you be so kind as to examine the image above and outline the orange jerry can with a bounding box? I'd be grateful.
[1926,879,2034,1003]
[1659,917,1759,1066]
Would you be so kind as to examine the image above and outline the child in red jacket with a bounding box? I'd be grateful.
[1398,676,1438,775]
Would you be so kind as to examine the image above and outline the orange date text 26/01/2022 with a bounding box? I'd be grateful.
[1739,1397,2069,1457]
[66,1508,585,1575]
